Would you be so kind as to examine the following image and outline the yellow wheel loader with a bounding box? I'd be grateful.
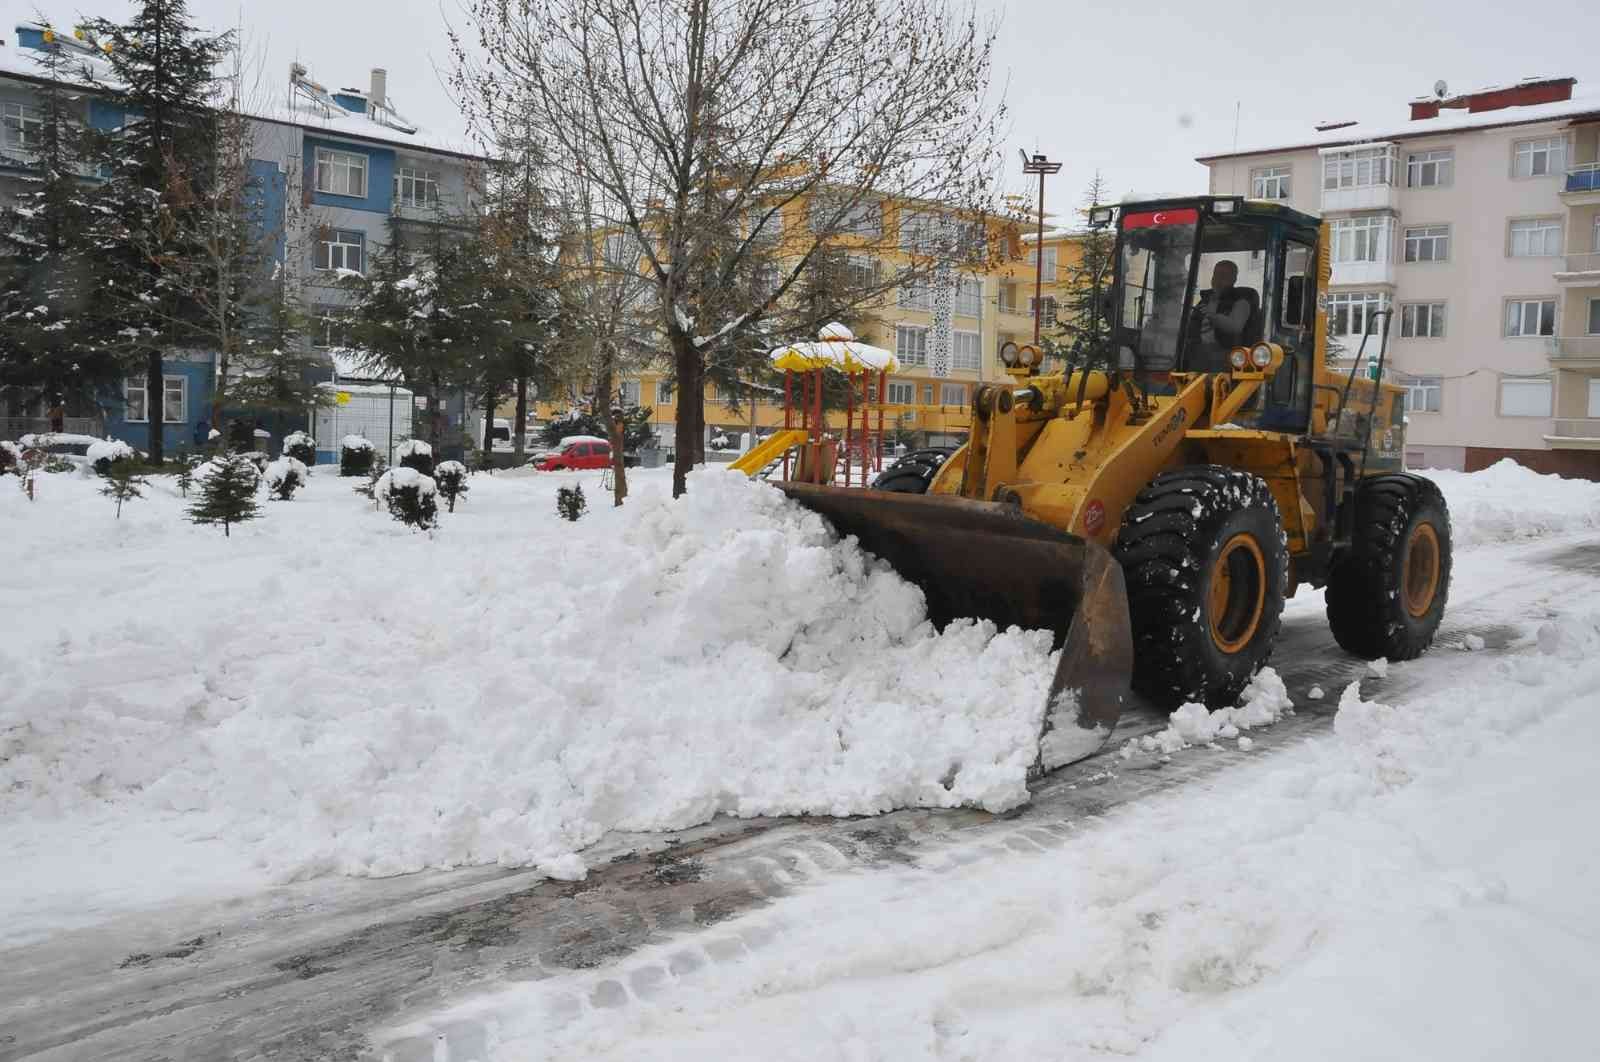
[777,196,1452,773]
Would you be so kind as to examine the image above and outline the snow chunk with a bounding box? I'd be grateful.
[1367,658,1390,678]
[1128,668,1295,756]
[1308,685,1325,700]
[1462,634,1485,652]
[1237,736,1254,751]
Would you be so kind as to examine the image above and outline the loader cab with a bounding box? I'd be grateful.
[1108,197,1320,430]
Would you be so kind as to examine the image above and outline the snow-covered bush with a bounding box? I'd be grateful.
[396,438,434,477]
[87,438,138,476]
[375,467,438,530]
[0,439,18,474]
[557,483,587,521]
[434,459,469,512]
[264,456,308,501]
[282,431,316,468]
[340,435,374,477]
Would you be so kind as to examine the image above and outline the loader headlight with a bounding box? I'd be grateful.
[1251,343,1273,369]
[1000,341,1019,367]
[1018,344,1038,368]
[1229,348,1248,370]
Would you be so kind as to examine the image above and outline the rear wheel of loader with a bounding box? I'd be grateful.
[1326,475,1452,660]
[1114,466,1289,707]
[870,447,953,494]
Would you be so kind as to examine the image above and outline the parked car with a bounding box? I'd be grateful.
[532,436,613,471]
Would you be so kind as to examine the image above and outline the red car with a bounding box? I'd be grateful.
[533,436,612,471]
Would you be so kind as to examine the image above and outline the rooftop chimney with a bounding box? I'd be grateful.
[369,68,387,110]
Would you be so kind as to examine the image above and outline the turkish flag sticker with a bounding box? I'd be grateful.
[1122,208,1199,229]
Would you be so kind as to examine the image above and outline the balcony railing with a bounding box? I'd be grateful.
[1559,251,1600,276]
[1549,418,1600,439]
[1552,336,1600,359]
[1566,163,1600,194]
[2,416,100,441]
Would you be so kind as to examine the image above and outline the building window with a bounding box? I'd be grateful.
[1403,225,1450,263]
[952,330,981,371]
[746,206,780,243]
[314,147,368,197]
[314,229,365,273]
[124,376,186,423]
[1327,291,1388,337]
[1509,217,1564,257]
[1504,298,1557,337]
[1040,247,1057,282]
[1250,165,1291,199]
[1406,149,1453,188]
[998,282,1017,313]
[845,257,879,291]
[1512,136,1566,178]
[922,384,935,404]
[886,380,916,404]
[895,325,928,366]
[393,167,439,207]
[656,379,674,404]
[1401,374,1442,413]
[1498,377,1552,417]
[897,282,931,311]
[1331,215,1393,263]
[1589,297,1600,335]
[810,196,881,237]
[1,101,42,150]
[619,379,641,406]
[1400,303,1446,338]
[602,233,636,267]
[940,383,966,406]
[311,309,349,349]
[1589,378,1600,417]
[1322,146,1395,190]
[954,276,983,318]
[1028,295,1058,327]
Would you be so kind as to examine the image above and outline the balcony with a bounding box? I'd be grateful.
[1545,418,1600,449]
[1550,336,1600,367]
[1330,258,1397,288]
[1561,163,1600,206]
[1554,252,1600,286]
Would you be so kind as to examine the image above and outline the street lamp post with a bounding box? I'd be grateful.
[1020,150,1062,347]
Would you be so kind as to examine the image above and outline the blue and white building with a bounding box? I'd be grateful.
[0,20,489,460]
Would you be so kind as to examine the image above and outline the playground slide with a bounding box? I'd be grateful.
[727,429,810,476]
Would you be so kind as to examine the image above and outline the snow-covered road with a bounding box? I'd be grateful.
[2,480,1596,1060]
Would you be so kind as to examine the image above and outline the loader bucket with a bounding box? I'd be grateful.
[777,483,1134,773]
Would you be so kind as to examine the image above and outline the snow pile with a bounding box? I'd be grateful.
[0,470,1054,889]
[1124,667,1294,755]
[446,609,1600,1062]
[341,434,373,451]
[375,466,437,498]
[1430,459,1600,547]
[85,439,136,466]
[18,432,102,449]
[395,438,432,458]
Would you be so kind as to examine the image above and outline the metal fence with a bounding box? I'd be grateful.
[1,416,100,440]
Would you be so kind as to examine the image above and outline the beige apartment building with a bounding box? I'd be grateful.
[1200,76,1600,477]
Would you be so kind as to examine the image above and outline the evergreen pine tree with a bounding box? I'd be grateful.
[175,454,198,496]
[556,483,586,521]
[188,454,260,536]
[0,32,121,409]
[81,3,233,465]
[1047,172,1117,369]
[99,460,147,518]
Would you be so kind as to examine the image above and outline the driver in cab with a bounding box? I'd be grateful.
[1192,260,1251,367]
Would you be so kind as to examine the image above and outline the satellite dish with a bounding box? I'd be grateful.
[1433,79,1448,99]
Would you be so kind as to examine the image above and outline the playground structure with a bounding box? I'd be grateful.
[729,323,900,485]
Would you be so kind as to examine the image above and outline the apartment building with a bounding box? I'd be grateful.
[1200,75,1600,477]
[0,22,488,460]
[536,200,1083,452]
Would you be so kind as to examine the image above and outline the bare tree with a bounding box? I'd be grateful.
[452,0,1006,496]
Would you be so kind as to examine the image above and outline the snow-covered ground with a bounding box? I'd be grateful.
[3,456,1597,978]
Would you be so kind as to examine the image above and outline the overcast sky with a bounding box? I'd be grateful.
[27,0,1595,213]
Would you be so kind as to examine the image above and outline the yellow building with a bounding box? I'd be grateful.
[521,192,1090,451]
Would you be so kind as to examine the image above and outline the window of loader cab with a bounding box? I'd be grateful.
[1264,238,1316,428]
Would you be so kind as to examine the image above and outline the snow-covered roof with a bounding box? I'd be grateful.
[0,36,485,162]
[329,348,401,383]
[770,322,898,373]
[1199,79,1600,161]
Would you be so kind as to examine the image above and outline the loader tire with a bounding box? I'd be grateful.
[1326,474,1451,661]
[1114,466,1288,708]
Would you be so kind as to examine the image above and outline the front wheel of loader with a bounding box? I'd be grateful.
[1114,466,1289,708]
[1326,475,1452,660]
